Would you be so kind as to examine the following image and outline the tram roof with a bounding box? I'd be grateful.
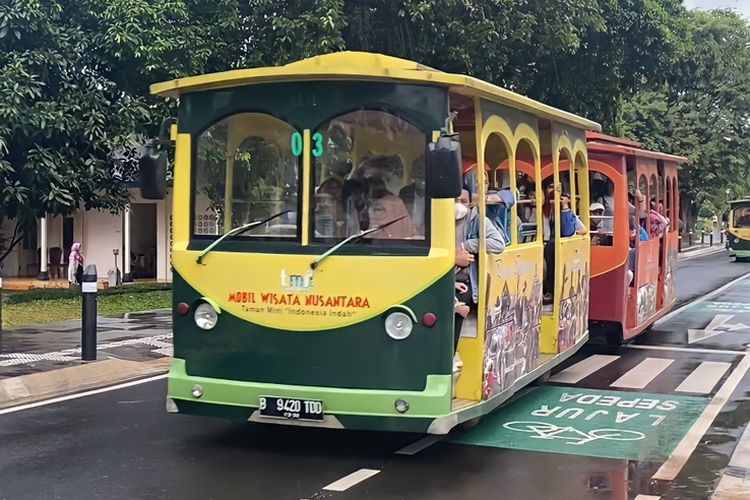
[586,131,688,165]
[729,197,750,205]
[151,51,601,132]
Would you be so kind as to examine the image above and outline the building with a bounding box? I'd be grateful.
[0,189,173,284]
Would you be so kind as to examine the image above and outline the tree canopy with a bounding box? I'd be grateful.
[2,0,750,263]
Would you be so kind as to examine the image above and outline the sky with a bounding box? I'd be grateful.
[684,0,750,19]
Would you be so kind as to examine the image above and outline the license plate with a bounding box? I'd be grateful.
[258,396,324,422]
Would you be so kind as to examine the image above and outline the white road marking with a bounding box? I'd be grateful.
[548,355,621,384]
[625,344,744,356]
[611,358,674,389]
[712,421,750,499]
[322,468,380,492]
[655,272,750,326]
[675,361,732,394]
[653,353,750,481]
[395,435,443,456]
[0,374,167,415]
[634,495,661,500]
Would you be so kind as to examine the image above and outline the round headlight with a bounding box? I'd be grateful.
[384,311,413,340]
[735,238,740,244]
[194,303,218,330]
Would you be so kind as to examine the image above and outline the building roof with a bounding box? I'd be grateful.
[151,51,601,132]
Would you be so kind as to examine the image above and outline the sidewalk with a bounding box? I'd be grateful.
[0,310,172,409]
[678,240,726,260]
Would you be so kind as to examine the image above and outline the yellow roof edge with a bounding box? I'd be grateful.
[150,52,601,132]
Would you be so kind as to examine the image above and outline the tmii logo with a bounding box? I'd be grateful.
[281,269,314,291]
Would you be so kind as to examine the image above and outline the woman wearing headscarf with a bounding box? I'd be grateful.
[68,243,84,286]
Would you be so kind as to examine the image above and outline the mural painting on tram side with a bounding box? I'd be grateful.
[637,283,658,324]
[558,261,590,352]
[663,247,678,307]
[482,257,542,400]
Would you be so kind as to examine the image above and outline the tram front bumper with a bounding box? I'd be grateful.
[166,358,454,433]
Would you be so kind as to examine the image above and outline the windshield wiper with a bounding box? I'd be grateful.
[196,210,290,264]
[310,215,407,270]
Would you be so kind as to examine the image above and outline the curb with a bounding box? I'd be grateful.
[678,245,725,261]
[0,357,171,410]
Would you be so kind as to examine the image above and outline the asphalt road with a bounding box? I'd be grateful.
[1,248,749,500]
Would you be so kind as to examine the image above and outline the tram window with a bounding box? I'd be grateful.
[193,113,299,238]
[590,173,615,246]
[666,178,673,227]
[734,206,750,227]
[637,175,649,227]
[517,171,538,243]
[312,110,426,242]
[649,174,659,214]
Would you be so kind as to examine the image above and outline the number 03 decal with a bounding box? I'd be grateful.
[290,131,325,158]
[312,132,324,158]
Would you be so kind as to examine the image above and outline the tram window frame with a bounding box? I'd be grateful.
[637,174,649,229]
[666,177,673,230]
[590,172,615,247]
[491,156,540,247]
[515,167,541,245]
[310,108,431,248]
[190,111,303,242]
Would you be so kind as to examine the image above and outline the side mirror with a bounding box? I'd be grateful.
[426,133,462,199]
[138,141,167,200]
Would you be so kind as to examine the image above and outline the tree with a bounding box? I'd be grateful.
[0,0,245,266]
[620,9,750,222]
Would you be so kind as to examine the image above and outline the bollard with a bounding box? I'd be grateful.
[689,231,693,246]
[678,235,682,253]
[701,231,705,244]
[81,265,98,361]
[710,233,714,246]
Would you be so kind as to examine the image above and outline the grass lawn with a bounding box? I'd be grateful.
[1,284,172,329]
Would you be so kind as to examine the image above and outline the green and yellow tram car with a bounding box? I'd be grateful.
[146,52,599,433]
[728,197,750,262]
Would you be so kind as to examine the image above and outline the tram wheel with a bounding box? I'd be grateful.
[604,329,623,346]
[460,417,482,431]
[531,369,553,386]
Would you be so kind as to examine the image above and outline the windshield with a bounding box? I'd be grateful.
[733,204,750,228]
[193,112,300,239]
[312,110,428,244]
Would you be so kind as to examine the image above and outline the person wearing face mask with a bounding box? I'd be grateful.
[457,188,507,305]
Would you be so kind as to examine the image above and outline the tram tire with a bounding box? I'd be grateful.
[604,329,623,346]
[460,417,482,431]
[531,369,552,385]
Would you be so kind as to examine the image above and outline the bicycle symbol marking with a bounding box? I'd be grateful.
[503,421,646,446]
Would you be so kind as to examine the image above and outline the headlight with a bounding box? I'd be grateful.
[735,238,740,244]
[384,311,413,340]
[194,302,218,330]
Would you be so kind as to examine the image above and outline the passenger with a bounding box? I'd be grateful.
[342,179,369,234]
[398,156,427,235]
[354,155,414,238]
[460,188,508,305]
[649,200,669,239]
[737,208,750,227]
[542,190,585,303]
[453,190,474,380]
[315,178,344,237]
[364,176,414,238]
[590,202,607,246]
[486,189,517,242]
[592,176,615,216]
